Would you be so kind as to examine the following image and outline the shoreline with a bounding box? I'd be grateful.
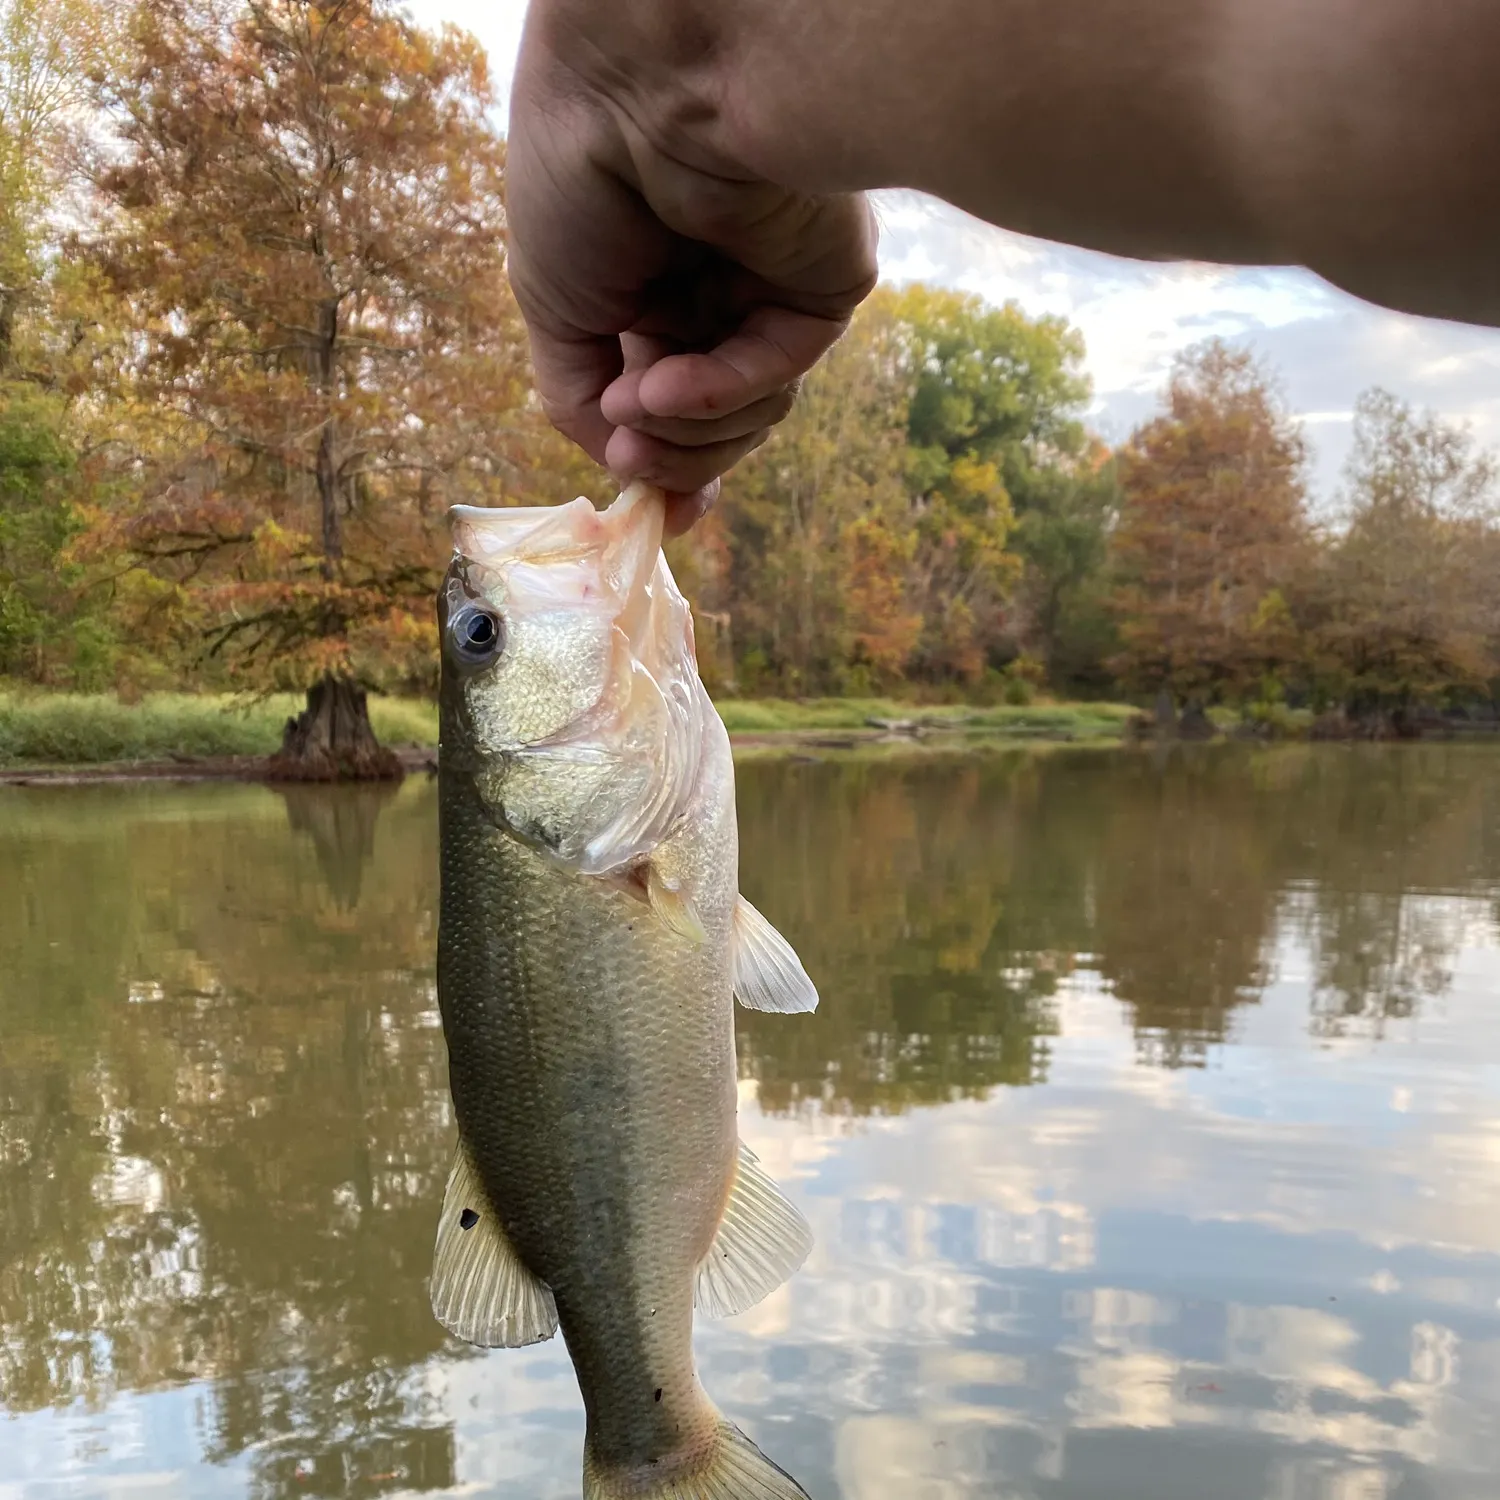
[0,723,1119,786]
[0,694,1140,783]
[8,726,1499,785]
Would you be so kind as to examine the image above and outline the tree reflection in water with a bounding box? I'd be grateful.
[2,743,1496,1494]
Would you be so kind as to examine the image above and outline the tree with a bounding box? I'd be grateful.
[1010,439,1119,688]
[0,384,81,680]
[1110,341,1309,721]
[894,284,1092,682]
[712,289,915,695]
[703,284,1098,696]
[1300,389,1499,731]
[82,0,539,776]
[0,0,119,364]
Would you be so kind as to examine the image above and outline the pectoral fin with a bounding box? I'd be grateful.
[695,1141,813,1319]
[646,864,707,944]
[430,1141,558,1348]
[731,896,819,1014]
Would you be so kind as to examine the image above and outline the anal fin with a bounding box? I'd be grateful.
[732,896,818,1014]
[430,1140,558,1348]
[695,1141,813,1320]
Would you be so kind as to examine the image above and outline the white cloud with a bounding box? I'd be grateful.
[407,0,1500,504]
[406,0,529,112]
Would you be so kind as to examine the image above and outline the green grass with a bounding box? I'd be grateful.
[0,689,1134,767]
[0,691,439,766]
[712,697,1137,740]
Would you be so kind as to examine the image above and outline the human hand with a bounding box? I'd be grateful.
[505,0,879,535]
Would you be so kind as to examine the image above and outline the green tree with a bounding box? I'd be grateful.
[894,283,1094,682]
[0,0,118,364]
[0,384,76,678]
[1011,439,1119,689]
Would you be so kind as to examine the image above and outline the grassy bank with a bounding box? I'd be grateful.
[714,697,1137,740]
[0,692,439,767]
[0,690,1136,768]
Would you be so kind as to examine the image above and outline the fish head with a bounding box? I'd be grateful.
[439,482,713,874]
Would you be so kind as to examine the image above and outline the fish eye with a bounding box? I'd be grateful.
[450,603,504,665]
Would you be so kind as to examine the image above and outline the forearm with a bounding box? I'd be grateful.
[536,0,1500,325]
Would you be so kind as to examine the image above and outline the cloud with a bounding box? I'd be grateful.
[409,0,529,111]
[410,1,1500,504]
[875,195,1500,505]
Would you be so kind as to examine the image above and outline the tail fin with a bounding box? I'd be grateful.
[584,1417,810,1500]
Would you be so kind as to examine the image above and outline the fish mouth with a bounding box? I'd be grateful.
[443,482,685,696]
[438,483,712,877]
[448,482,665,572]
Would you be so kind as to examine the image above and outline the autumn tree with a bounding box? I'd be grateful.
[1300,389,1499,731]
[1110,341,1309,723]
[711,289,916,694]
[706,284,1098,696]
[82,0,539,776]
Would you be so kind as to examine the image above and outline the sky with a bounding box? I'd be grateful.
[409,0,1500,507]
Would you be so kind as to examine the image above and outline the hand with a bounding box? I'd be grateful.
[504,0,879,534]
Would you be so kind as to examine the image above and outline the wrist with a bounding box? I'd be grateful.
[517,0,758,177]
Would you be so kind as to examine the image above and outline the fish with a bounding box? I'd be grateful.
[430,481,821,1500]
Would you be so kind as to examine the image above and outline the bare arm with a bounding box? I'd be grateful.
[506,0,1500,512]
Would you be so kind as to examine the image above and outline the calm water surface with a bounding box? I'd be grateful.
[4,745,1500,1500]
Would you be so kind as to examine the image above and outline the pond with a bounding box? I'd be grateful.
[3,744,1500,1499]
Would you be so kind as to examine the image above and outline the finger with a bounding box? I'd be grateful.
[627,304,847,421]
[521,315,624,469]
[601,383,797,445]
[663,480,720,539]
[605,424,773,495]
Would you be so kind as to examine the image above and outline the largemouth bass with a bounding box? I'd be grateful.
[431,482,819,1500]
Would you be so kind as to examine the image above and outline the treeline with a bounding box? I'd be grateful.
[684,316,1500,735]
[2,0,1499,749]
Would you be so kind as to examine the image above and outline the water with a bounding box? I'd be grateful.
[3,744,1500,1500]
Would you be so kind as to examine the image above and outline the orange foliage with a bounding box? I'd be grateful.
[77,0,553,692]
[1111,341,1309,706]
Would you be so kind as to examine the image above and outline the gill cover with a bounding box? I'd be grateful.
[445,483,714,877]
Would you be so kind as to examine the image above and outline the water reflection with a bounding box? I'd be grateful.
[3,744,1500,1497]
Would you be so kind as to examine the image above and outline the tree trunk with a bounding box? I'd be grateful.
[1153,688,1178,733]
[267,674,403,782]
[0,285,15,370]
[1177,700,1217,740]
[314,297,342,576]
